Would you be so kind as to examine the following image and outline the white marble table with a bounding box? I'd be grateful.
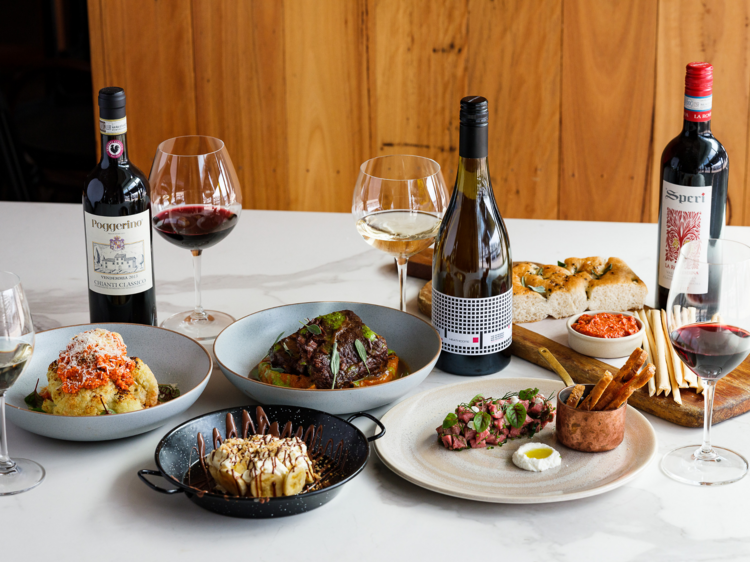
[2,202,750,561]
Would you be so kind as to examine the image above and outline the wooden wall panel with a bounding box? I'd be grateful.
[87,0,750,225]
[560,0,657,222]
[468,0,561,220]
[191,1,289,210]
[369,0,468,186]
[87,0,197,170]
[652,0,750,226]
[284,0,370,212]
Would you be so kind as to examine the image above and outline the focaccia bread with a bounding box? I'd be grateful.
[513,257,646,323]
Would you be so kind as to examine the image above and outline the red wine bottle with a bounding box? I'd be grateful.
[432,96,513,375]
[657,63,728,309]
[83,87,157,325]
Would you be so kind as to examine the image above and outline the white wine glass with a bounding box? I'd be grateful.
[352,155,449,311]
[0,271,44,495]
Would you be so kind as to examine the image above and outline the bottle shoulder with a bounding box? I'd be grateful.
[661,132,728,176]
[84,162,151,214]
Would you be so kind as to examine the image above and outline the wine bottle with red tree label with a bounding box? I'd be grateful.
[83,87,157,325]
[432,96,513,376]
[657,62,728,310]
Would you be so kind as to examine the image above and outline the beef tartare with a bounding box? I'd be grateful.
[436,389,555,451]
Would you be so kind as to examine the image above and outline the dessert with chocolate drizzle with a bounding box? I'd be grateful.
[189,407,350,499]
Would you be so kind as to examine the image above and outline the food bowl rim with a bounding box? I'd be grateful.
[213,301,442,393]
[6,322,213,418]
[565,310,644,344]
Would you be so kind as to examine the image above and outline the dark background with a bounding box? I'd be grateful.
[0,0,93,203]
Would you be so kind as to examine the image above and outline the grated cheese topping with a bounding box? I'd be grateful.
[56,329,135,394]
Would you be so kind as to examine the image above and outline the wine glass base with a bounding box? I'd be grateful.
[160,310,235,341]
[661,444,749,486]
[0,459,45,496]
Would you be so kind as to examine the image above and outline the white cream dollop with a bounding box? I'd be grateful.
[512,442,562,472]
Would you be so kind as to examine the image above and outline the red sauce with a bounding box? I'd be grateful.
[572,313,640,339]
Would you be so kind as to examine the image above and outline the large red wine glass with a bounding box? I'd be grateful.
[149,136,242,340]
[664,239,750,486]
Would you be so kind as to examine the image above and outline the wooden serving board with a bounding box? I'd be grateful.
[418,280,750,427]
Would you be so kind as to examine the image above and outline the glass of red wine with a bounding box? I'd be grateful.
[663,238,750,486]
[149,136,241,340]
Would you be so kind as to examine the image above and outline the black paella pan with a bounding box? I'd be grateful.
[137,405,385,518]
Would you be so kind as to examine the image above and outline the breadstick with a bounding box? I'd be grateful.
[650,309,671,396]
[566,385,585,408]
[672,305,689,388]
[594,349,646,410]
[638,309,661,394]
[688,307,702,392]
[604,364,656,410]
[676,306,696,386]
[640,327,656,396]
[673,305,697,388]
[579,371,613,411]
[661,309,685,387]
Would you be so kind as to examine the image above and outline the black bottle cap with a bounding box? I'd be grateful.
[98,87,126,119]
[460,96,489,127]
[459,96,488,158]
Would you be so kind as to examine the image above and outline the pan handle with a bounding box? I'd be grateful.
[137,469,184,495]
[346,412,386,442]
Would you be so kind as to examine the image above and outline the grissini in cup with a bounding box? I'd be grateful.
[578,371,614,411]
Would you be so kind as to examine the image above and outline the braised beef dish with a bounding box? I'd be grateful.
[256,310,404,389]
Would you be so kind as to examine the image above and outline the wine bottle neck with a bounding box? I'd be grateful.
[459,123,488,159]
[455,157,490,199]
[99,131,129,166]
[682,119,712,135]
[99,114,129,167]
[683,90,712,134]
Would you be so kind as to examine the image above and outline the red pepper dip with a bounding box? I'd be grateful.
[571,313,640,339]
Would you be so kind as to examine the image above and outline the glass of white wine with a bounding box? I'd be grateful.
[0,271,44,495]
[353,155,449,311]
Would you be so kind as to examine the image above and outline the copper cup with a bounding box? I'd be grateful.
[556,384,626,452]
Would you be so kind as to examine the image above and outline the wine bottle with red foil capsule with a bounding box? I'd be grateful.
[83,87,157,325]
[657,62,728,310]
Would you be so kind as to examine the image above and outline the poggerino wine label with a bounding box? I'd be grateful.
[431,288,512,355]
[85,210,153,296]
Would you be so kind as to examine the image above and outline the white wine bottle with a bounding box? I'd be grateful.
[432,96,513,375]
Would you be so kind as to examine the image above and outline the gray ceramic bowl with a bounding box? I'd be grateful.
[213,302,441,414]
[5,323,212,441]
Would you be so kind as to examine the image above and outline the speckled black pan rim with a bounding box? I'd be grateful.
[153,404,371,503]
[212,301,441,392]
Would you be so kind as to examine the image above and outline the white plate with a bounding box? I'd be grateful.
[374,377,657,504]
[5,323,212,441]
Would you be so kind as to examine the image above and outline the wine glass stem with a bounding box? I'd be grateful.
[0,393,16,473]
[191,249,208,322]
[700,378,717,457]
[396,257,408,312]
